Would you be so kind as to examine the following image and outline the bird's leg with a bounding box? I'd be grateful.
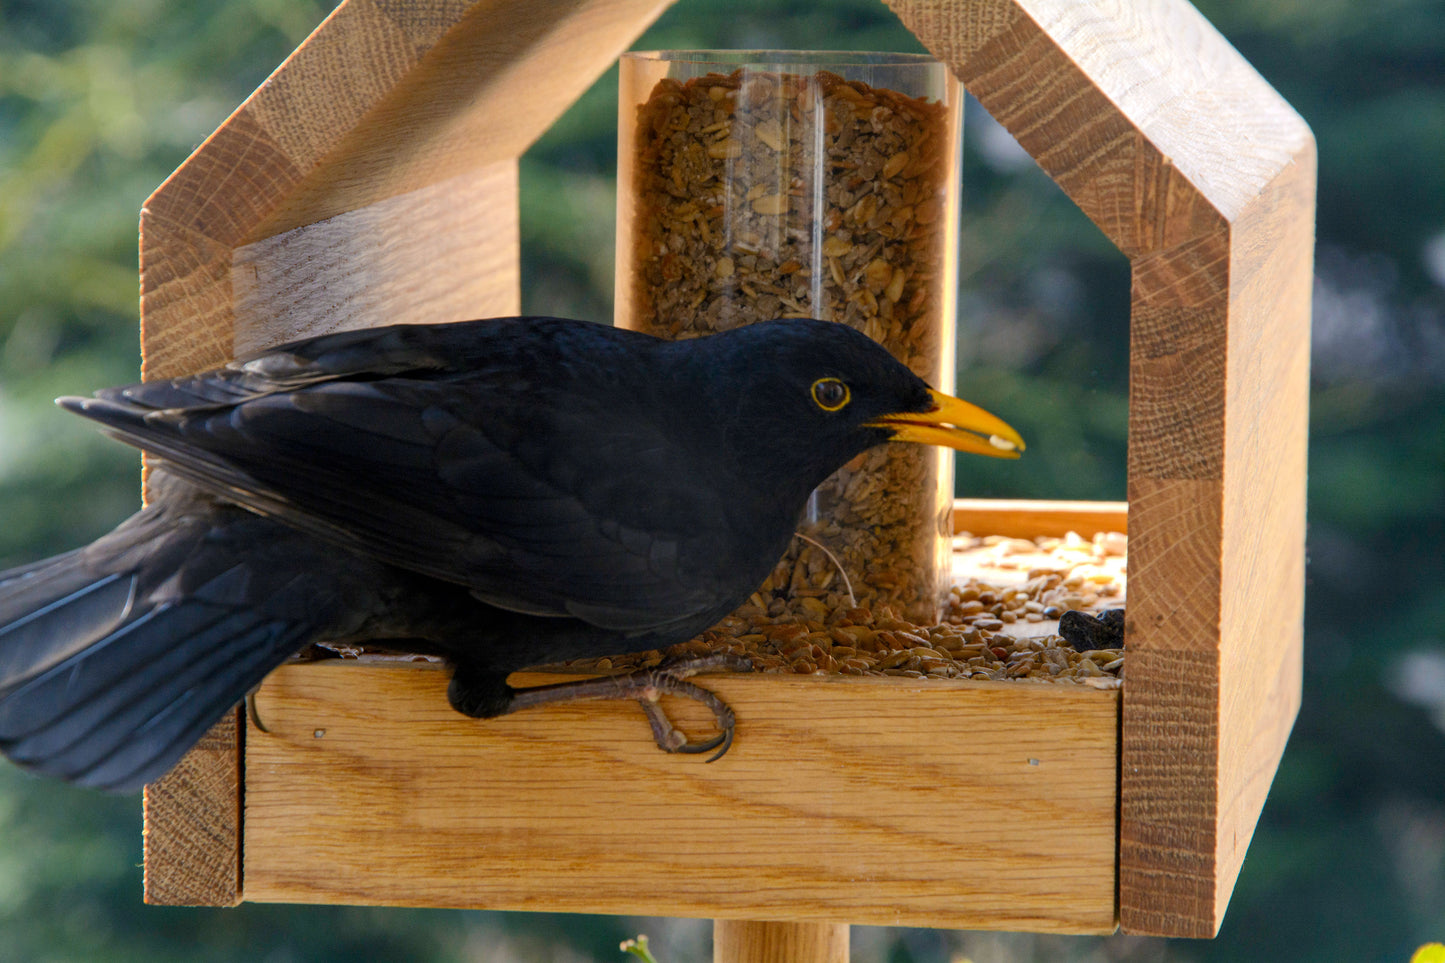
[448,654,752,761]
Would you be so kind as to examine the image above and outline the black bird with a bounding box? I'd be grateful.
[0,316,1023,792]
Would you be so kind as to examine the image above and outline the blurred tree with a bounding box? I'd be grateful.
[1,0,1442,959]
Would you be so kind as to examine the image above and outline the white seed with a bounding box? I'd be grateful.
[754,118,785,152]
[751,193,789,215]
[882,151,909,179]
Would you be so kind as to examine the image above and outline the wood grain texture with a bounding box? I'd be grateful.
[243,662,1119,933]
[143,0,676,251]
[139,0,679,370]
[1212,139,1314,928]
[138,210,237,381]
[714,921,849,963]
[233,160,520,355]
[952,499,1128,539]
[247,0,678,241]
[886,0,1314,937]
[142,708,243,905]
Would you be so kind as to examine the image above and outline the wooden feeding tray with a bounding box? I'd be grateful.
[137,0,1314,942]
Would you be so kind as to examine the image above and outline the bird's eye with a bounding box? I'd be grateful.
[811,377,850,411]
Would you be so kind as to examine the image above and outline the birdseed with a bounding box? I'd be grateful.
[555,529,1127,688]
[618,67,958,623]
[320,530,1127,690]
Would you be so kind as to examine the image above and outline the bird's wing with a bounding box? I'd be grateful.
[94,320,463,408]
[63,324,737,634]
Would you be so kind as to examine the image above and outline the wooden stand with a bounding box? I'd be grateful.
[715,921,849,963]
[138,0,1314,946]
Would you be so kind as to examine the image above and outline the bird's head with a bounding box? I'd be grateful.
[677,319,1024,501]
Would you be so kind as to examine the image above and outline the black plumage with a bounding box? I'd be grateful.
[0,316,1022,792]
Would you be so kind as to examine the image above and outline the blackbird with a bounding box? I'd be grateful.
[0,316,1023,792]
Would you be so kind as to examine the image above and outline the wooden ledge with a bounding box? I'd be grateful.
[242,662,1120,932]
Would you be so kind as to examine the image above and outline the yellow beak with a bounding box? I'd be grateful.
[866,388,1025,459]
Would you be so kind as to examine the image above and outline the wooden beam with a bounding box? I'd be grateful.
[885,0,1314,936]
[1213,136,1313,931]
[242,663,1120,933]
[952,499,1128,539]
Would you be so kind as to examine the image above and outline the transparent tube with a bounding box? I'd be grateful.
[616,50,961,623]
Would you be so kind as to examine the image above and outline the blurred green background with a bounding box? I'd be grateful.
[2,0,1442,960]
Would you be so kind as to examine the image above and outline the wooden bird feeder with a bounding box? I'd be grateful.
[138,0,1314,951]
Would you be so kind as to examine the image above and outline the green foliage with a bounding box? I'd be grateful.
[1,0,1442,960]
[0,0,329,564]
[621,934,662,963]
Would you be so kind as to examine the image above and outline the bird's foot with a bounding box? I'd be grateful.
[506,653,752,761]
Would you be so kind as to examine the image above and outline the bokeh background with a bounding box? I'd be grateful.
[1,0,1442,960]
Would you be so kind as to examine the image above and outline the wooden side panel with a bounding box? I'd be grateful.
[143,708,243,905]
[1118,56,1314,943]
[1118,240,1230,936]
[139,0,677,371]
[244,663,1120,933]
[142,0,676,253]
[886,0,1314,937]
[233,160,520,355]
[1212,141,1315,925]
[138,210,238,382]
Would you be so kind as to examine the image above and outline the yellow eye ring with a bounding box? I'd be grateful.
[811,377,851,411]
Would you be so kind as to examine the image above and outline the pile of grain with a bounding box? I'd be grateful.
[560,530,1127,689]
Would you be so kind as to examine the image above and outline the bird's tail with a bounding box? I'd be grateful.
[0,484,336,793]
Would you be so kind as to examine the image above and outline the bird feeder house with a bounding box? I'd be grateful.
[138,0,1314,946]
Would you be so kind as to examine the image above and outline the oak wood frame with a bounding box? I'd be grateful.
[137,0,1314,938]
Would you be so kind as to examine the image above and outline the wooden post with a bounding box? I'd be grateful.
[715,921,849,963]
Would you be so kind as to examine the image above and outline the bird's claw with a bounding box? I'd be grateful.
[635,678,736,762]
[629,654,749,761]
[501,653,751,760]
[244,687,270,733]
